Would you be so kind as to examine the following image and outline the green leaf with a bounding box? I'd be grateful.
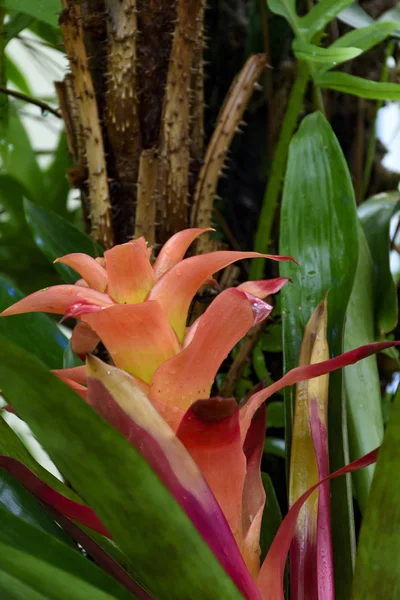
[261,322,283,352]
[0,541,132,600]
[0,505,135,600]
[0,113,45,204]
[260,473,282,561]
[0,174,59,291]
[292,39,362,65]
[0,0,59,27]
[299,0,354,40]
[29,20,61,47]
[329,21,399,54]
[4,12,33,44]
[267,0,299,32]
[0,338,245,600]
[253,342,268,380]
[63,339,84,368]
[264,437,285,458]
[0,415,82,505]
[316,71,400,100]
[0,471,75,545]
[378,5,400,38]
[4,55,32,95]
[0,416,128,567]
[0,570,48,600]
[44,134,72,216]
[266,402,285,429]
[279,112,359,597]
[0,174,28,242]
[0,275,67,368]
[351,386,400,599]
[24,200,103,283]
[358,192,400,334]
[338,4,373,29]
[344,228,383,513]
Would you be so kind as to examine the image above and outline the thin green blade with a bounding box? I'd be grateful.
[344,228,383,513]
[351,386,400,599]
[316,72,400,100]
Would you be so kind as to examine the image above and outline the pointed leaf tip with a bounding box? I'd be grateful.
[54,253,108,292]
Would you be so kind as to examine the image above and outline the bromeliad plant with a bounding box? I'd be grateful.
[0,228,396,600]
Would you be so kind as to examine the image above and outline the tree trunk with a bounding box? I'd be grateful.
[57,0,265,253]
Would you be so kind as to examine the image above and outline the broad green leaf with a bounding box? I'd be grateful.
[0,570,47,600]
[292,39,361,65]
[4,55,32,95]
[338,4,373,29]
[63,339,83,368]
[299,0,354,40]
[0,506,134,600]
[316,71,400,100]
[264,437,285,458]
[280,112,359,597]
[329,21,399,54]
[0,174,58,291]
[0,0,59,27]
[0,339,245,600]
[29,20,61,48]
[0,471,74,546]
[344,228,383,513]
[266,402,285,429]
[351,386,400,599]
[0,416,130,568]
[24,200,103,283]
[253,341,268,380]
[0,113,45,204]
[261,322,283,352]
[0,174,27,242]
[267,0,299,32]
[0,542,131,600]
[358,192,400,335]
[4,12,33,44]
[44,134,72,216]
[0,275,67,368]
[260,473,282,561]
[0,416,81,504]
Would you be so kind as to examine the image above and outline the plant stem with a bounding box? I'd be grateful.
[250,61,309,280]
[0,86,61,118]
[312,76,325,114]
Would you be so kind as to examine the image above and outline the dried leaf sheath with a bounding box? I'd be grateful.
[158,0,204,239]
[60,3,113,249]
[289,303,321,600]
[105,0,142,243]
[135,149,158,245]
[191,54,266,253]
[289,297,333,600]
[189,1,205,163]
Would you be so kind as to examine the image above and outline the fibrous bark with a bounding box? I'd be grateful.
[58,0,265,250]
